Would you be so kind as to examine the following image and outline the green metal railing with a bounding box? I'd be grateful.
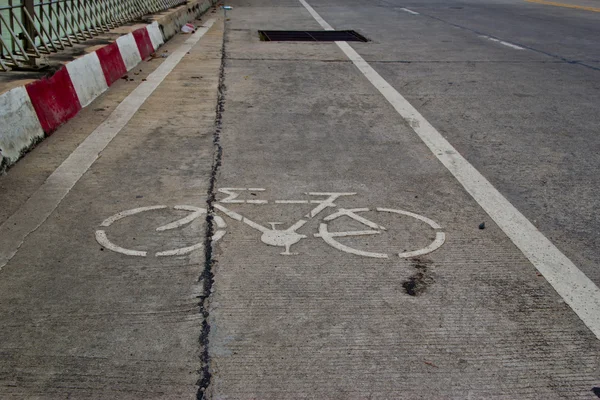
[0,0,186,71]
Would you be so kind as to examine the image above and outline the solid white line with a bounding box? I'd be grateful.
[482,35,525,50]
[298,0,334,30]
[0,19,217,272]
[299,0,600,339]
[400,7,420,15]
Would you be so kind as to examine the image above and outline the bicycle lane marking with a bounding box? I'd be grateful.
[297,0,600,339]
[95,190,447,259]
[0,18,217,272]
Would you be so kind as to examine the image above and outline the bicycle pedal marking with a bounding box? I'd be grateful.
[95,189,446,258]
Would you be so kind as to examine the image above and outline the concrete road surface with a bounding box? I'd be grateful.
[1,0,600,398]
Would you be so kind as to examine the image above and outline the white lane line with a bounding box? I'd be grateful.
[299,0,334,30]
[481,35,525,50]
[0,18,217,271]
[400,7,420,15]
[299,0,600,339]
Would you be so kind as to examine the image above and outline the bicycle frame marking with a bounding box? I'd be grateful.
[214,191,352,255]
[95,189,446,258]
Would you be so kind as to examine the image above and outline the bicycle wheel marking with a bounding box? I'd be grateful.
[100,205,167,227]
[95,230,147,257]
[316,223,387,258]
[316,207,446,259]
[96,205,224,257]
[95,190,447,258]
[156,205,205,231]
[376,208,445,258]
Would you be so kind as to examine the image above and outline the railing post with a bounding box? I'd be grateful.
[22,0,36,65]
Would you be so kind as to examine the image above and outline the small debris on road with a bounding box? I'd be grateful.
[479,222,485,229]
[423,361,439,368]
[181,23,196,34]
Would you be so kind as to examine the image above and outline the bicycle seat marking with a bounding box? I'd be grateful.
[95,188,446,258]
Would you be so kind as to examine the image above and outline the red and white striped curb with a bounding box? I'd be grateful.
[0,22,164,170]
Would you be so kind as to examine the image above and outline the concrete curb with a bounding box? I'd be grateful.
[0,0,215,173]
[151,0,215,41]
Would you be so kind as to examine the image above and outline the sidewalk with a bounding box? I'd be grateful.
[0,16,222,398]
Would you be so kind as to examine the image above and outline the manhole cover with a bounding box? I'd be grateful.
[258,30,369,42]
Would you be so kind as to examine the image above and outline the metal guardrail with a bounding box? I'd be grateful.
[0,0,187,71]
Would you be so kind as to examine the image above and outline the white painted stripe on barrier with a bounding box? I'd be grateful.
[66,52,109,107]
[0,86,44,166]
[0,18,217,271]
[299,0,600,340]
[147,22,165,51]
[116,33,143,71]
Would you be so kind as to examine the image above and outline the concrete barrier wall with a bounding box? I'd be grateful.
[0,1,215,173]
[0,87,44,169]
[153,0,215,41]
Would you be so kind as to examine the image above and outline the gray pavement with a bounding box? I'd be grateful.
[1,0,600,398]
[310,0,600,284]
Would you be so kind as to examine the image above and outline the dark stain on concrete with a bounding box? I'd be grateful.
[403,258,434,296]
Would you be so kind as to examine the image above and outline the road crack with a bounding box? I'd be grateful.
[197,17,228,400]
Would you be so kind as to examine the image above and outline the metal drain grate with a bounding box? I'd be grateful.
[258,30,369,42]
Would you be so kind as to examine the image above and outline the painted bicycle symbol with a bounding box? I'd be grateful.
[96,188,446,259]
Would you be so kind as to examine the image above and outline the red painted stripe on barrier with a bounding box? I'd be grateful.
[132,28,155,60]
[96,42,127,86]
[25,67,81,134]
